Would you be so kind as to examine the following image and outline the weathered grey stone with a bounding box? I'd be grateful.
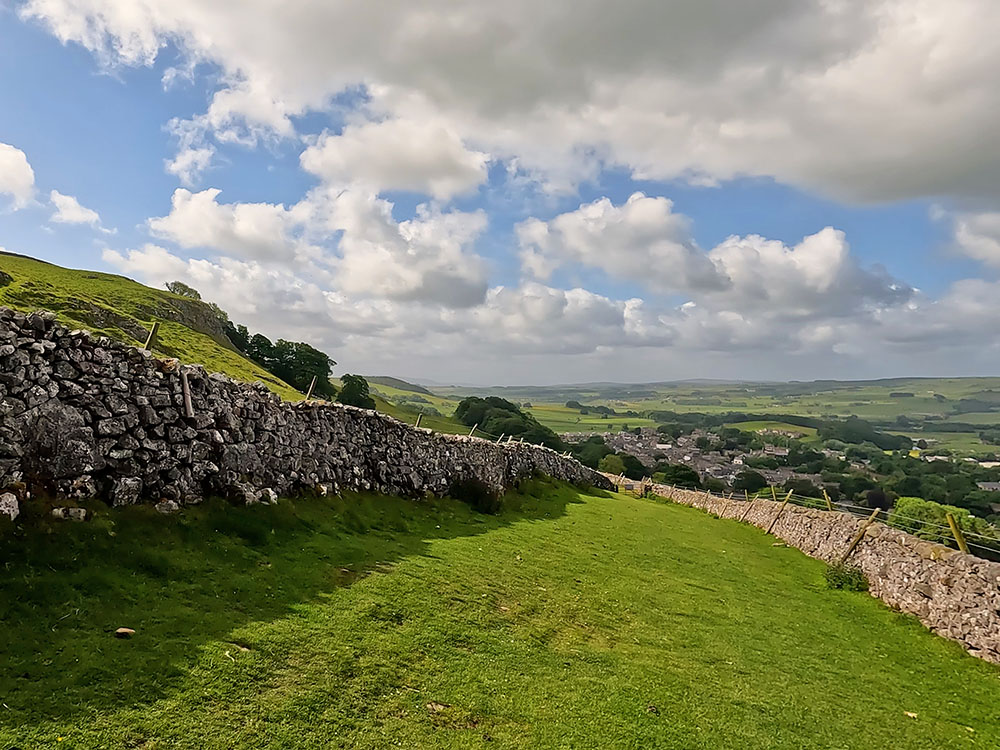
[110,477,143,507]
[0,492,18,521]
[155,499,180,514]
[51,507,88,521]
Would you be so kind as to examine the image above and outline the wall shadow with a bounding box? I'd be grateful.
[0,478,584,732]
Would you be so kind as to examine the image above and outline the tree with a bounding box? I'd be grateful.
[165,281,201,300]
[619,453,647,480]
[569,435,613,469]
[654,463,702,489]
[565,400,583,409]
[733,470,768,493]
[598,454,626,475]
[337,374,376,409]
[454,396,565,450]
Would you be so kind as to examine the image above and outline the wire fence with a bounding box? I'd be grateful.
[610,476,1000,561]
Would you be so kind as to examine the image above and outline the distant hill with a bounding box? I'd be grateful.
[366,375,433,395]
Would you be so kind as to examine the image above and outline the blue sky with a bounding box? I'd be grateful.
[2,1,999,384]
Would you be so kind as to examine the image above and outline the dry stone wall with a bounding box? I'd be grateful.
[0,307,611,519]
[658,484,1000,666]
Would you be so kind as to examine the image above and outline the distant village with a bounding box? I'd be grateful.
[563,426,1000,505]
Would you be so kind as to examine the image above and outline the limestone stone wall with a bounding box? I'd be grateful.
[657,484,1000,666]
[0,307,611,518]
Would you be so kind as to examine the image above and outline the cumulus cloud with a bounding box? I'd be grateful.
[148,188,305,261]
[49,189,114,233]
[165,146,215,186]
[517,192,723,292]
[520,194,911,318]
[307,188,490,307]
[20,0,1000,203]
[301,118,489,200]
[0,142,35,209]
[146,186,489,307]
[950,210,1000,267]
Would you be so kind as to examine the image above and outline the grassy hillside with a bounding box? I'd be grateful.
[2,480,997,748]
[0,252,301,400]
[369,383,470,435]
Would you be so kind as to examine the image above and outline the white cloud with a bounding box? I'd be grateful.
[0,142,35,209]
[148,188,304,261]
[145,186,489,307]
[49,189,114,233]
[306,188,490,307]
[517,192,723,292]
[950,210,1000,267]
[165,146,215,186]
[101,237,1000,382]
[21,0,1000,203]
[301,118,489,200]
[519,194,911,319]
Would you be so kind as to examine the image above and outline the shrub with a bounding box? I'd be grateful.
[449,477,503,515]
[824,563,868,591]
[889,496,1000,548]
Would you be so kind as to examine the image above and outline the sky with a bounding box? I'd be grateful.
[1,1,999,385]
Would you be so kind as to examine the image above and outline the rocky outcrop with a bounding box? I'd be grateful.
[658,484,1000,666]
[0,307,610,513]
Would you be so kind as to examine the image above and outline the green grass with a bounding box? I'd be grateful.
[527,403,657,433]
[371,392,471,435]
[2,482,997,748]
[0,252,301,400]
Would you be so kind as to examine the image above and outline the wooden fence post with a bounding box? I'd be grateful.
[304,375,317,401]
[469,423,478,437]
[143,321,160,351]
[766,490,794,535]
[770,486,778,503]
[414,413,422,428]
[823,488,834,511]
[840,508,881,563]
[946,513,970,554]
[739,497,756,523]
[180,369,195,418]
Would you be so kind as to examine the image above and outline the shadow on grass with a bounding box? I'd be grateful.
[0,477,583,731]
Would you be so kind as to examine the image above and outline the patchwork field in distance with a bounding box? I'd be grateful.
[431,378,1000,455]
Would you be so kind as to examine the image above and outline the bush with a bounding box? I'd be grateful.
[889,496,1000,548]
[449,477,503,515]
[824,563,868,591]
[733,469,768,493]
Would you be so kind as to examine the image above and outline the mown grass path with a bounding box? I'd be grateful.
[2,481,998,748]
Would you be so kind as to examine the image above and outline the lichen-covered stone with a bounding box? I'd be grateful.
[0,492,18,521]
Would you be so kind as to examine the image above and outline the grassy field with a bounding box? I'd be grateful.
[527,403,657,433]
[0,251,301,400]
[372,394,470,435]
[433,378,1000,454]
[2,481,997,748]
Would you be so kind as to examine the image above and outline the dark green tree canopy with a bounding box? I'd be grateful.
[454,396,564,450]
[338,374,376,409]
[733,470,769,493]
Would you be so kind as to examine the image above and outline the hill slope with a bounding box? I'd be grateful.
[0,252,302,400]
[1,482,997,747]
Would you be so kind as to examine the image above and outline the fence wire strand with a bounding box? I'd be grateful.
[637,481,1000,560]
